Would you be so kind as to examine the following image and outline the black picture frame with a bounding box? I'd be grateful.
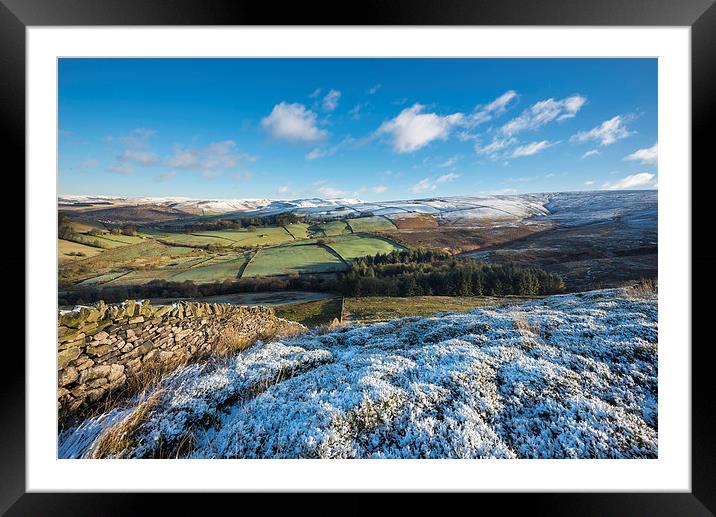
[3,0,713,513]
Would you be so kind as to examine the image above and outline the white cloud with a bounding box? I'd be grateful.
[305,148,328,161]
[261,102,328,143]
[117,128,157,148]
[118,148,160,166]
[411,173,459,193]
[582,149,600,159]
[475,136,517,158]
[436,172,460,183]
[317,186,349,198]
[624,143,658,165]
[467,90,518,127]
[438,156,459,168]
[372,185,387,193]
[501,95,586,135]
[572,115,633,146]
[309,88,322,99]
[348,104,363,120]
[585,180,594,186]
[377,103,464,153]
[277,185,290,194]
[106,163,133,175]
[411,178,437,194]
[166,140,255,177]
[602,172,656,190]
[107,128,159,168]
[456,131,478,142]
[510,140,556,158]
[306,143,341,161]
[367,84,381,95]
[322,89,341,112]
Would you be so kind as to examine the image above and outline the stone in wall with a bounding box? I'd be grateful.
[57,299,303,417]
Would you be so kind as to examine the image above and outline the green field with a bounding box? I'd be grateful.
[103,269,177,286]
[275,297,343,327]
[345,216,396,233]
[67,220,106,233]
[77,271,131,286]
[94,234,145,246]
[137,228,172,239]
[241,244,347,277]
[283,223,309,240]
[192,227,298,247]
[58,239,104,262]
[157,233,236,247]
[324,234,403,261]
[59,241,201,285]
[166,255,249,283]
[63,232,115,249]
[192,253,245,266]
[159,255,215,270]
[92,241,197,262]
[312,220,351,237]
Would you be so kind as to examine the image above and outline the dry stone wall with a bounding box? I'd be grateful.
[58,299,302,416]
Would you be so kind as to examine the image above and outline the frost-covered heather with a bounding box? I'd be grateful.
[59,288,657,459]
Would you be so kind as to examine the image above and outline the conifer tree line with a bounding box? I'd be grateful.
[337,249,565,297]
[177,212,302,232]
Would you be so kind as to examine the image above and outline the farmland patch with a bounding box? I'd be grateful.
[167,255,250,283]
[58,239,104,262]
[345,215,397,233]
[324,234,404,262]
[242,244,347,277]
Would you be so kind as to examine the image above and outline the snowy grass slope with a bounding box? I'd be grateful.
[59,288,657,459]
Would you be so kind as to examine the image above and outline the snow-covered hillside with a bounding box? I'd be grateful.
[59,288,657,459]
[542,190,658,227]
[59,190,656,224]
[58,194,363,215]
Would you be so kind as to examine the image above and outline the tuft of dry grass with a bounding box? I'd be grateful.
[316,317,348,334]
[89,389,165,458]
[512,311,541,336]
[174,428,196,458]
[625,278,658,298]
[125,356,188,395]
[212,327,255,356]
[511,311,544,350]
[213,322,306,357]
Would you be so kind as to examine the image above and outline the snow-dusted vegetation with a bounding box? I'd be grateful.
[59,288,657,459]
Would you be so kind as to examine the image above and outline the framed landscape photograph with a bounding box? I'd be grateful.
[5,0,713,513]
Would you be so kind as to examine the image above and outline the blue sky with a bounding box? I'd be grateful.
[58,58,658,200]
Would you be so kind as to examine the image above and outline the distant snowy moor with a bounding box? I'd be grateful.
[59,190,657,225]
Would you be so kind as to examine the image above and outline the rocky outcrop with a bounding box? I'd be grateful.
[57,300,302,416]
